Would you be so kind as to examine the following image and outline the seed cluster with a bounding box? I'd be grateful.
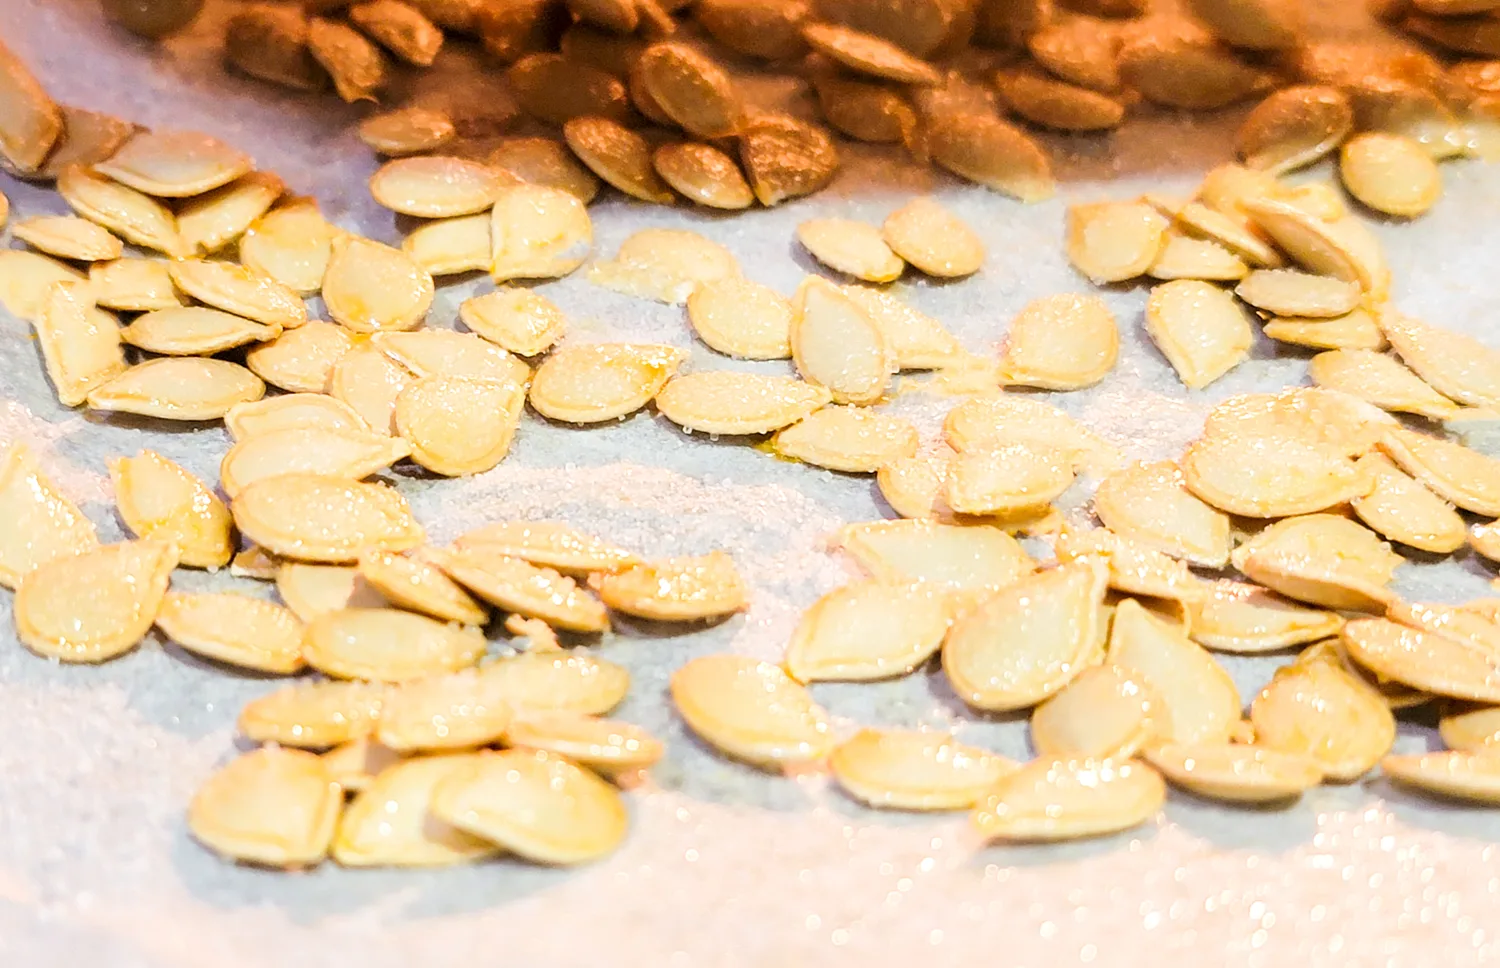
[4,0,1500,871]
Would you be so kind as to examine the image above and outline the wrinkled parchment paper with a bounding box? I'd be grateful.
[5,1,1500,965]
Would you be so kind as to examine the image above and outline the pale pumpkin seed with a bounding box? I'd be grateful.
[504,710,664,776]
[1473,520,1500,563]
[232,473,424,562]
[430,749,629,864]
[168,259,307,329]
[1144,280,1252,388]
[1251,646,1395,780]
[999,293,1118,390]
[109,450,232,569]
[594,552,747,622]
[13,215,123,262]
[829,729,1017,811]
[783,581,948,683]
[1235,268,1361,318]
[488,136,600,204]
[276,562,387,623]
[1382,750,1500,804]
[1309,349,1466,420]
[177,171,286,255]
[683,278,793,360]
[1187,580,1343,654]
[945,442,1075,516]
[304,607,484,682]
[0,37,63,171]
[455,520,637,574]
[796,218,904,283]
[1146,743,1323,803]
[1235,85,1353,172]
[226,394,368,441]
[33,281,126,407]
[121,306,280,356]
[1242,196,1389,293]
[1181,431,1369,518]
[321,739,400,794]
[480,649,629,714]
[654,371,831,435]
[1067,201,1168,284]
[1263,308,1388,351]
[89,257,184,312]
[15,540,178,663]
[1107,598,1242,745]
[428,546,610,632]
[402,213,491,277]
[880,196,984,278]
[1351,452,1467,554]
[971,756,1165,842]
[322,237,434,333]
[395,375,525,477]
[839,519,1036,599]
[4,105,136,183]
[840,285,962,370]
[88,357,264,421]
[0,442,97,589]
[97,129,253,199]
[370,155,510,218]
[377,668,513,752]
[1055,527,1209,604]
[156,591,304,673]
[373,329,530,385]
[790,276,892,405]
[245,321,354,394]
[333,755,498,867]
[219,426,412,499]
[240,679,387,748]
[1343,618,1500,704]
[670,654,834,768]
[237,200,336,295]
[529,342,684,423]
[771,406,919,473]
[57,164,187,257]
[358,550,487,625]
[1440,704,1500,752]
[358,106,456,156]
[1094,461,1231,568]
[1170,199,1283,268]
[944,394,1122,471]
[328,344,414,434]
[1379,427,1500,516]
[188,748,341,868]
[587,228,739,304]
[1030,664,1165,760]
[490,183,594,281]
[1147,231,1250,282]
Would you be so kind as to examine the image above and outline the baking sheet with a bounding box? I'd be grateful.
[5,1,1500,965]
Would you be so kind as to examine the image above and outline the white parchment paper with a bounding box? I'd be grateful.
[5,1,1500,965]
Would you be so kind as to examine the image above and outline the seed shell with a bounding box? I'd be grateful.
[358,550,488,625]
[348,0,444,66]
[232,474,424,563]
[87,357,265,421]
[109,450,232,569]
[837,519,1035,595]
[880,196,984,278]
[429,547,609,632]
[784,581,951,683]
[156,592,305,673]
[13,215,123,262]
[1251,648,1395,780]
[488,136,601,204]
[1180,432,1369,518]
[652,142,754,210]
[237,200,336,295]
[683,278,794,360]
[1145,743,1323,803]
[1187,580,1344,654]
[490,184,594,281]
[57,164,187,258]
[402,211,492,276]
[999,293,1118,390]
[670,654,835,768]
[376,668,513,752]
[245,321,355,394]
[796,218,904,283]
[1236,85,1353,172]
[1379,427,1500,516]
[637,42,743,139]
[1030,664,1165,760]
[168,259,307,329]
[1343,618,1500,704]
[188,748,341,868]
[370,155,510,218]
[926,113,1054,201]
[276,562,388,623]
[395,375,526,477]
[971,756,1165,843]
[1378,312,1500,409]
[509,54,630,126]
[1351,452,1466,553]
[563,117,675,205]
[15,540,178,663]
[177,171,286,256]
[594,552,747,622]
[328,344,414,434]
[771,406,919,473]
[308,15,388,103]
[1309,349,1466,420]
[802,23,941,86]
[480,650,631,715]
[459,289,567,357]
[1382,751,1500,805]
[121,306,280,356]
[1144,280,1252,388]
[303,607,485,682]
[738,114,839,206]
[840,286,962,370]
[89,258,184,312]
[456,520,637,574]
[790,276,892,406]
[358,106,456,156]
[0,38,63,171]
[829,729,1017,811]
[656,371,833,435]
[1107,598,1242,745]
[1067,201,1168,284]
[219,426,412,498]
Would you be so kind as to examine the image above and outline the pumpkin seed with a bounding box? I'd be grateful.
[796,218,904,283]
[1308,349,1465,420]
[811,72,919,147]
[177,171,285,256]
[594,552,747,622]
[827,728,1015,811]
[1263,308,1388,351]
[226,394,368,441]
[738,113,839,206]
[654,371,831,435]
[1351,452,1466,553]
[880,196,984,279]
[836,520,1036,597]
[328,344,414,434]
[358,106,456,156]
[488,136,600,204]
[528,342,684,424]
[1440,704,1500,752]
[1116,20,1274,110]
[276,562,387,622]
[1250,646,1395,780]
[333,755,499,867]
[1236,269,1360,318]
[945,442,1075,517]
[88,258,183,312]
[490,183,594,281]
[684,278,793,360]
[1389,600,1500,658]
[87,357,265,421]
[430,749,628,863]
[1241,197,1389,293]
[224,5,326,93]
[815,0,952,56]
[375,669,513,752]
[1473,520,1500,562]
[588,228,740,304]
[13,215,123,263]
[1026,15,1121,92]
[481,649,630,714]
[771,406,918,473]
[156,591,304,673]
[356,549,486,625]
[395,375,525,477]
[1235,85,1353,172]
[188,748,341,868]
[1379,427,1500,516]
[1338,132,1441,217]
[568,116,681,202]
[428,546,610,632]
[1379,312,1500,409]
[219,426,412,499]
[1146,743,1323,803]
[1183,0,1298,48]
[96,129,253,198]
[245,321,354,394]
[33,281,126,408]
[1030,663,1164,760]
[637,42,743,139]
[369,156,509,218]
[232,473,423,562]
[670,654,834,768]
[307,15,387,102]
[168,259,306,329]
[240,679,388,748]
[321,739,399,794]
[926,113,1054,201]
[456,520,637,574]
[841,285,962,370]
[1170,199,1283,268]
[509,54,631,126]
[944,394,1122,472]
[802,22,941,85]
[995,68,1127,132]
[15,540,178,662]
[971,756,1165,842]
[121,306,280,356]
[1382,750,1500,804]
[783,581,948,683]
[0,37,62,172]
[695,0,809,59]
[402,213,491,277]
[1144,280,1252,388]
[109,450,231,569]
[1067,201,1167,284]
[238,200,336,295]
[0,443,97,589]
[57,164,187,257]
[1233,518,1401,613]
[3,106,135,183]
[304,607,484,682]
[1093,461,1231,568]
[1055,527,1209,604]
[374,329,530,386]
[1108,598,1242,744]
[942,558,1108,712]
[1403,13,1500,57]
[790,276,892,406]
[322,237,434,334]
[998,292,1118,390]
[1187,580,1343,654]
[1344,618,1500,703]
[1181,430,1369,518]
[348,0,443,65]
[504,710,663,776]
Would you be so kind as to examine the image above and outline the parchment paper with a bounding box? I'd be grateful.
[4,1,1500,965]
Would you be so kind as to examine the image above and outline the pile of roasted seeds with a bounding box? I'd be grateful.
[2,0,1500,869]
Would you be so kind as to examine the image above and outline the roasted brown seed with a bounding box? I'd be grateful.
[1403,13,1500,58]
[308,17,387,103]
[802,22,942,86]
[1182,0,1298,50]
[224,5,327,93]
[811,72,919,147]
[563,116,676,204]
[652,143,754,210]
[358,106,456,156]
[637,43,743,139]
[1116,20,1274,110]
[1028,15,1122,93]
[347,0,443,66]
[488,136,600,203]
[996,69,1127,132]
[695,0,809,59]
[567,0,639,33]
[509,54,632,125]
[927,113,1054,201]
[738,114,839,206]
[103,0,205,39]
[0,37,64,172]
[1236,86,1354,173]
[0,107,136,183]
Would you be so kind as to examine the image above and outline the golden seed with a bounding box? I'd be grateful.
[652,142,754,210]
[348,0,444,66]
